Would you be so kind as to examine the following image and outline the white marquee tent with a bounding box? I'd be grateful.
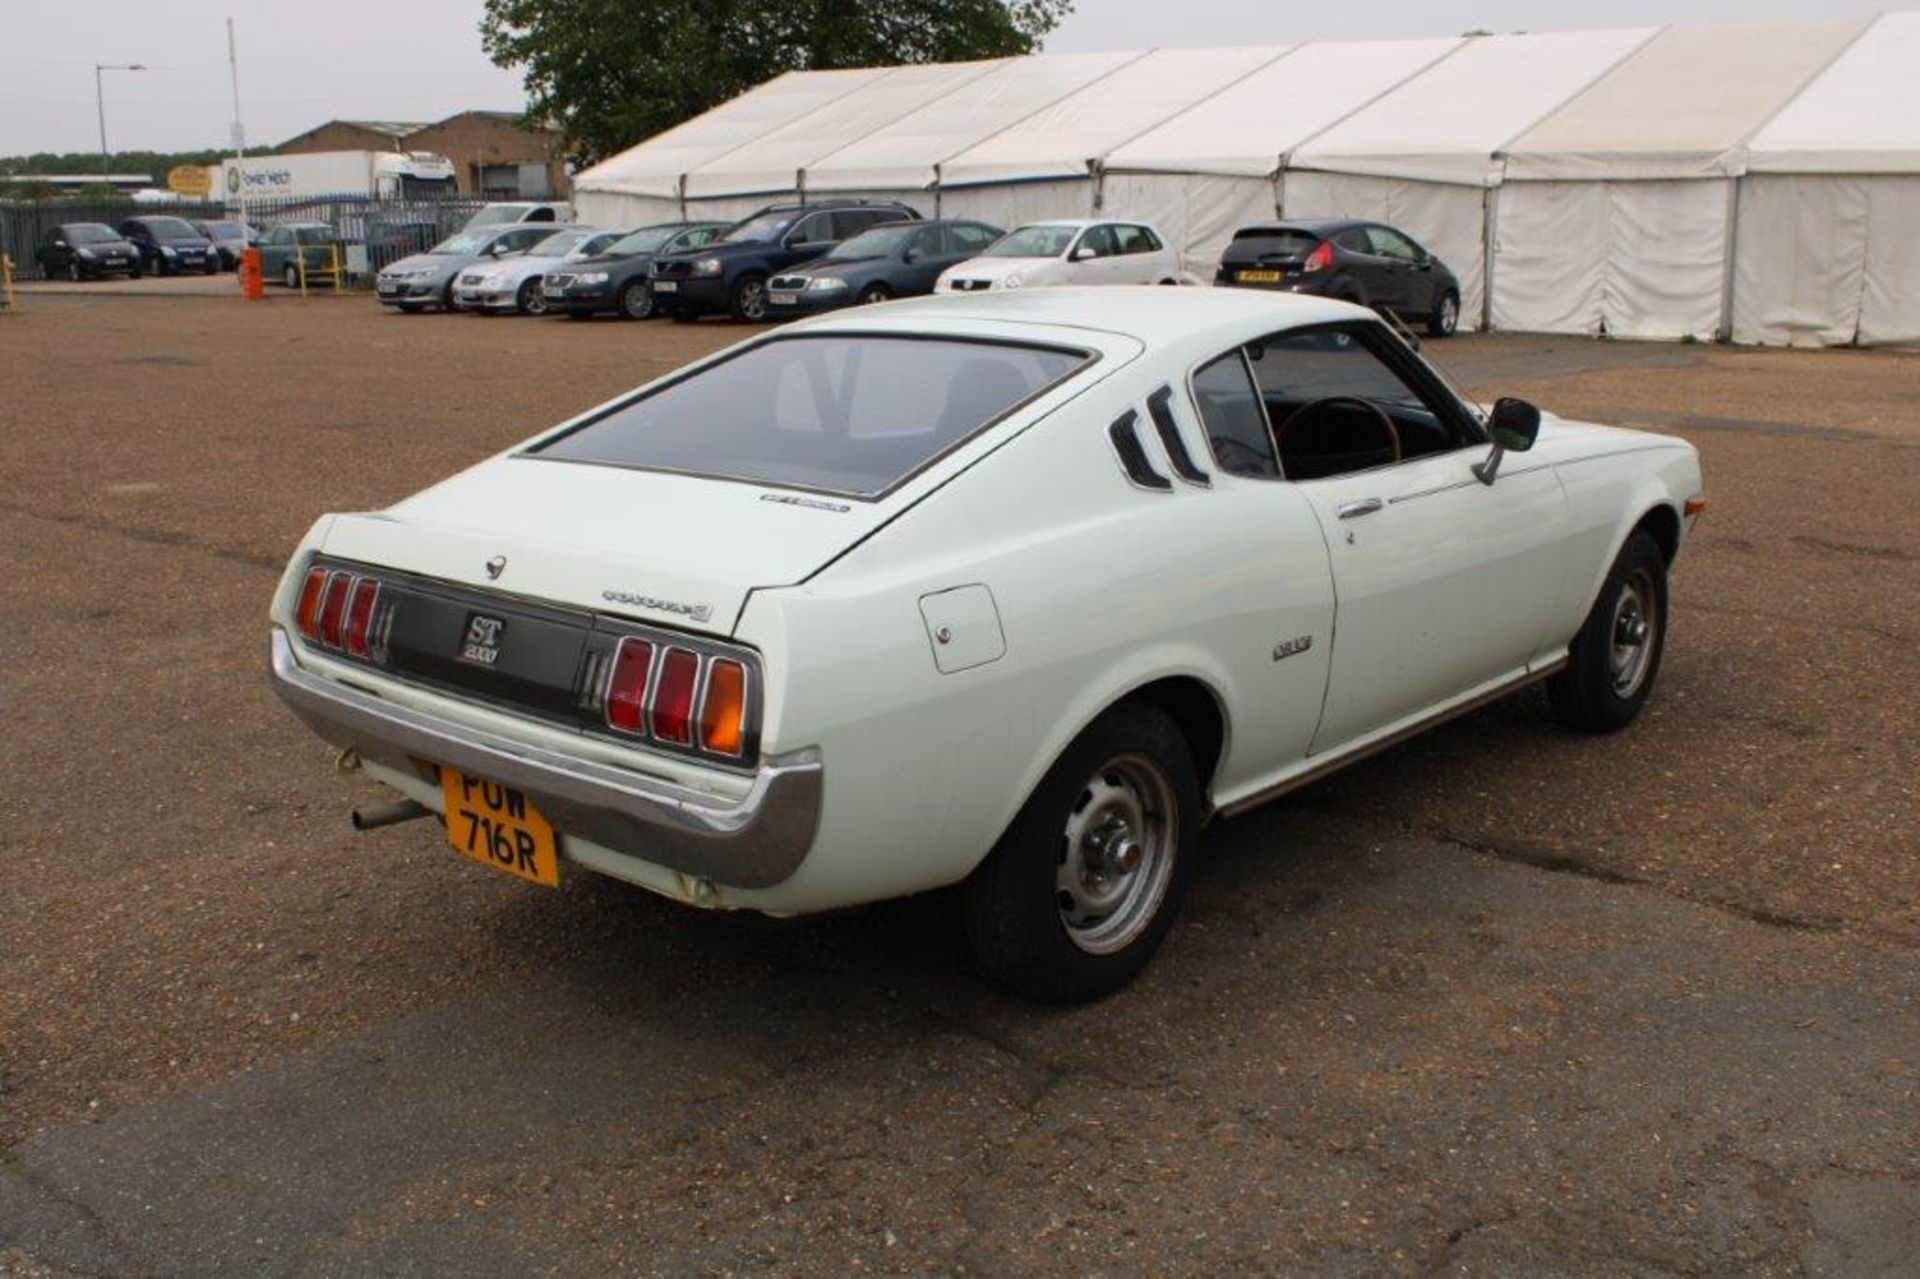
[572,11,1920,346]
[1732,11,1920,346]
[1495,18,1869,340]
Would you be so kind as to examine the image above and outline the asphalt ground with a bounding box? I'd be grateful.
[1,293,1915,1274]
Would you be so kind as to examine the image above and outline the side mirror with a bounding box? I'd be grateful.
[902,247,920,263]
[1473,397,1542,485]
[1071,245,1095,261]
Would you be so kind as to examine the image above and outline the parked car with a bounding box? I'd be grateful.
[116,215,218,275]
[373,223,566,312]
[543,222,731,320]
[935,219,1180,293]
[1217,218,1463,338]
[191,219,257,271]
[452,227,624,314]
[649,199,923,322]
[461,201,572,231]
[258,222,346,288]
[34,222,141,280]
[267,287,1703,1002]
[766,219,1004,315]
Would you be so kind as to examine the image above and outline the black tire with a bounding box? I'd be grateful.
[1548,530,1669,733]
[202,253,220,275]
[517,278,547,315]
[855,282,893,306]
[617,279,653,320]
[129,262,142,279]
[283,263,300,289]
[961,702,1201,1003]
[1428,290,1460,338]
[729,273,769,322]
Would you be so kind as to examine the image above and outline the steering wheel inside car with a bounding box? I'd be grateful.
[1277,395,1403,468]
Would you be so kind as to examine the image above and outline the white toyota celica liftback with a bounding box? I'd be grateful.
[270,287,1704,1002]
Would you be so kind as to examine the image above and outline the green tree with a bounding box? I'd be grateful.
[481,0,1073,167]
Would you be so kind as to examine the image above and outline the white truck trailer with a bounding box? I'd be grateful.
[215,151,458,204]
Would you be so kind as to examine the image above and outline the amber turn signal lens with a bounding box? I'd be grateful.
[295,567,328,641]
[700,659,747,757]
[1684,496,1708,519]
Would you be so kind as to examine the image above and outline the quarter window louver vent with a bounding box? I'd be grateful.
[1147,386,1210,486]
[1107,410,1173,491]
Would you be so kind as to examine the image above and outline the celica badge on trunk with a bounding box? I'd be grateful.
[460,614,505,666]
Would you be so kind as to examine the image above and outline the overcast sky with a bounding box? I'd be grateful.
[0,0,1896,159]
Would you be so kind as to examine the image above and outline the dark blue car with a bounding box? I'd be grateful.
[649,199,922,322]
[765,219,1004,315]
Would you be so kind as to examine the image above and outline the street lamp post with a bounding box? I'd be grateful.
[94,62,147,182]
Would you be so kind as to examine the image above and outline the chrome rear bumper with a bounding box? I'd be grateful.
[268,629,820,889]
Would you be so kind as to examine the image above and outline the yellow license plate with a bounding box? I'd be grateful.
[1237,269,1283,283]
[438,768,560,887]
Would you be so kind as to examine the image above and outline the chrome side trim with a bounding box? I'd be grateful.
[1215,659,1566,820]
[268,629,821,889]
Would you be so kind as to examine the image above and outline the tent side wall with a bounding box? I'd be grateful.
[575,189,685,228]
[1097,172,1279,283]
[934,178,1094,226]
[1281,172,1489,330]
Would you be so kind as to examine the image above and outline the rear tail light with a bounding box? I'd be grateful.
[295,567,328,641]
[317,572,353,649]
[1303,240,1333,273]
[343,577,381,657]
[604,638,655,734]
[700,659,747,757]
[650,648,700,744]
[603,640,754,761]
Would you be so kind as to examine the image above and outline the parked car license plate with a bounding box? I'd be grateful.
[438,768,559,887]
[653,280,678,293]
[1237,269,1283,283]
[769,290,798,306]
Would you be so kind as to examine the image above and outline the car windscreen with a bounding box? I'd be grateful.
[464,207,518,228]
[67,224,121,244]
[142,217,200,239]
[985,225,1075,258]
[529,335,1090,499]
[1229,228,1320,259]
[431,231,492,255]
[529,230,591,257]
[607,225,679,255]
[203,221,244,236]
[720,211,789,244]
[825,223,916,260]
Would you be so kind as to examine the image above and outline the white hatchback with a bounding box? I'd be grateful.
[936,219,1181,293]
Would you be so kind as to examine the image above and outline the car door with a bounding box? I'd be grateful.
[1241,322,1570,752]
[1365,225,1433,316]
[41,227,70,273]
[777,211,836,270]
[898,225,949,292]
[1110,224,1160,283]
[1065,225,1116,284]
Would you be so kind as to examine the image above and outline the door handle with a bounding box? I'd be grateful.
[1337,497,1384,520]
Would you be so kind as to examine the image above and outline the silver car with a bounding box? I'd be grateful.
[451,227,625,314]
[374,224,564,312]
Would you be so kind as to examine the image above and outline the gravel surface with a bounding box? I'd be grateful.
[1,294,1914,1272]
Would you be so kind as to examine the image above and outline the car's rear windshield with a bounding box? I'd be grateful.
[141,217,200,239]
[67,224,120,243]
[1230,228,1320,258]
[529,335,1090,498]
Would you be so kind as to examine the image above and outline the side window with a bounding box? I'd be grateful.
[527,207,555,222]
[1115,225,1160,255]
[1244,327,1459,481]
[1191,351,1278,479]
[1076,225,1118,258]
[266,226,290,246]
[688,227,722,248]
[1366,227,1421,262]
[1333,228,1371,254]
[507,227,549,252]
[916,225,951,256]
[829,209,883,239]
[787,212,834,247]
[955,223,998,251]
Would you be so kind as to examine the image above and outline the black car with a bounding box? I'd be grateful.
[544,221,730,319]
[765,218,1004,315]
[650,199,923,322]
[34,222,141,280]
[1216,218,1462,337]
[116,215,218,276]
[191,218,257,271]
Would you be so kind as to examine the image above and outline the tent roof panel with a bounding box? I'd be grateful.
[933,45,1291,187]
[1293,27,1657,186]
[1747,12,1920,174]
[1106,37,1462,177]
[1505,18,1870,180]
[684,60,1008,197]
[804,51,1142,192]
[573,68,891,198]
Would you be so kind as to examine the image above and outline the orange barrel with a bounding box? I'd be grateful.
[239,247,264,300]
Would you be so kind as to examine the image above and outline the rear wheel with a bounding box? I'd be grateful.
[283,263,299,289]
[1428,290,1460,338]
[856,282,893,305]
[618,279,653,319]
[961,703,1200,1003]
[729,273,769,322]
[1548,530,1668,732]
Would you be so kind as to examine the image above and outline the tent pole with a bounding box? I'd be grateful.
[1481,183,1498,332]
[1719,176,1740,343]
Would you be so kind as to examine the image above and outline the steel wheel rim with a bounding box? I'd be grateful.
[739,281,767,320]
[859,286,889,305]
[1609,566,1658,698]
[623,285,651,318]
[1440,295,1458,332]
[285,265,298,288]
[523,282,547,315]
[1057,752,1178,956]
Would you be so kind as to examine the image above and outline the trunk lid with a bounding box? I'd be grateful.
[321,455,890,637]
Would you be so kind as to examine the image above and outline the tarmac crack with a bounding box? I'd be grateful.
[0,501,283,573]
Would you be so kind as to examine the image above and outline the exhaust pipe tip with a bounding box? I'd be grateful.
[351,798,431,831]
